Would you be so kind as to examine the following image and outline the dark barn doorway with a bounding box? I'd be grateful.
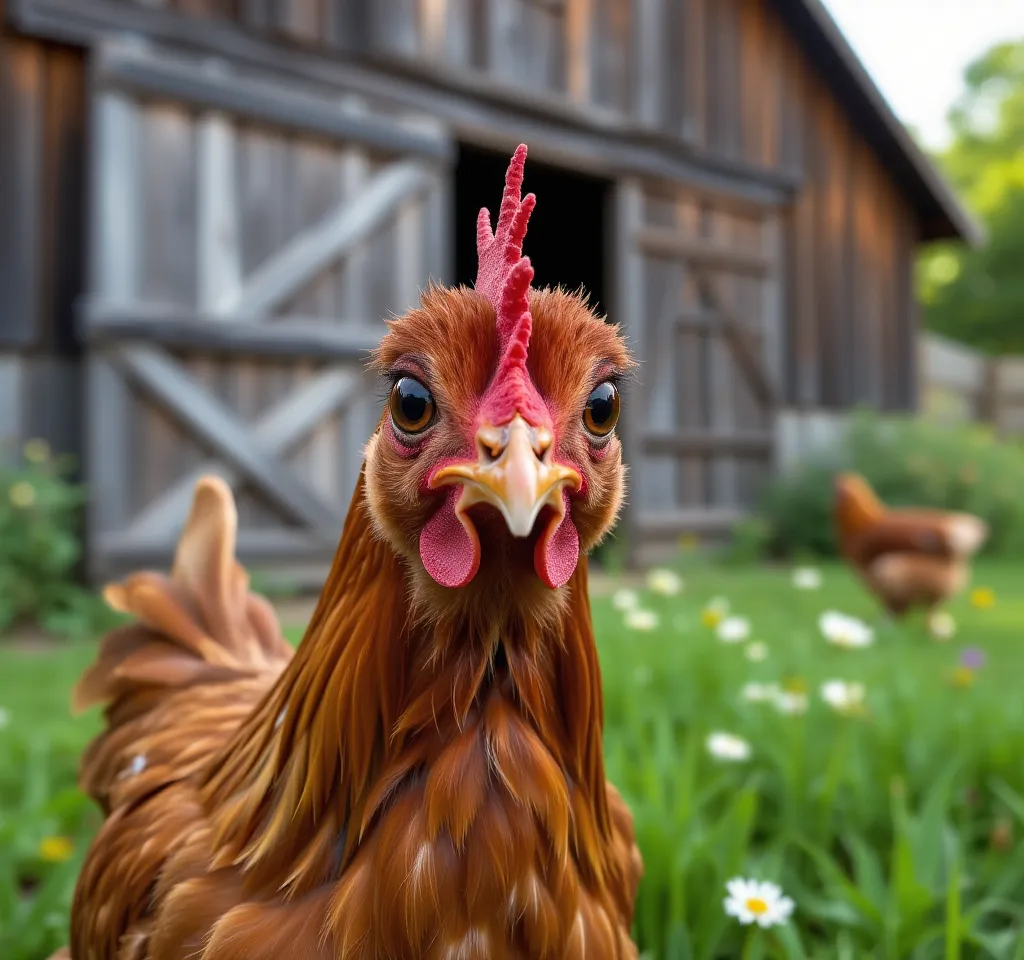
[454,144,610,317]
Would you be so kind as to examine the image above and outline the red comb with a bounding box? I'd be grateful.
[475,144,546,427]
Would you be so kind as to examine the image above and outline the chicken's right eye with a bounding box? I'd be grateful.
[390,377,436,435]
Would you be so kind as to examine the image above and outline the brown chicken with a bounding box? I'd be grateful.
[834,472,989,630]
[57,144,643,960]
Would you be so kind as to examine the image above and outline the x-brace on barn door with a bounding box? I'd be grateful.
[83,38,454,582]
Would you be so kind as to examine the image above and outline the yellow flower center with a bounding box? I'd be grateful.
[970,588,995,609]
[701,609,723,628]
[39,835,74,863]
[745,897,769,915]
[951,666,975,688]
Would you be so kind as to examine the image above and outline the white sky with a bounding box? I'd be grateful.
[821,0,1024,149]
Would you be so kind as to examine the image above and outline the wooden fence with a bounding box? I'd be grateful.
[919,333,1024,437]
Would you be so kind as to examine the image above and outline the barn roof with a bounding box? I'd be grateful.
[777,0,984,246]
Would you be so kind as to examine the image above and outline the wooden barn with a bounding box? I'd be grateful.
[0,0,979,578]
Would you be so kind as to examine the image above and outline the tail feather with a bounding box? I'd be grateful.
[74,476,293,810]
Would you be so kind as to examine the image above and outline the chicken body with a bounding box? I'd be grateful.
[834,473,989,620]
[58,146,642,960]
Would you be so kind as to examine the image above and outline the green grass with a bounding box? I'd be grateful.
[2,561,1024,959]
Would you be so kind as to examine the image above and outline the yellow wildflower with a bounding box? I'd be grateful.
[23,438,50,464]
[9,481,36,508]
[678,533,699,552]
[970,587,996,609]
[950,665,976,689]
[39,836,74,863]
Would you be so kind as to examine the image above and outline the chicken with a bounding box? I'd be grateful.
[58,144,643,960]
[834,472,988,631]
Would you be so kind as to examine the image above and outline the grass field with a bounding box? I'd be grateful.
[2,560,1024,959]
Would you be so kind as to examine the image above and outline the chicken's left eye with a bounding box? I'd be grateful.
[583,381,620,438]
[390,377,436,435]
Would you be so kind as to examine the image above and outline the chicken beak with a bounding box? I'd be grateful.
[430,415,581,537]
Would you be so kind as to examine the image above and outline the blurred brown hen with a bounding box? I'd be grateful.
[56,145,642,960]
[834,472,988,630]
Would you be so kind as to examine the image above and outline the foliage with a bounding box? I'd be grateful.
[919,39,1024,353]
[754,409,1024,560]
[4,562,1024,957]
[0,441,121,639]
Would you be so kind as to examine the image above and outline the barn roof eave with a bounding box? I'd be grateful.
[778,0,985,248]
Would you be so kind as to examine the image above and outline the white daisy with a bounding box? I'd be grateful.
[612,588,640,611]
[820,679,866,715]
[741,682,780,704]
[724,877,795,928]
[928,610,957,640]
[706,731,752,762]
[792,567,822,590]
[701,596,730,628]
[744,641,769,662]
[772,689,809,716]
[716,616,751,644]
[645,568,683,596]
[819,611,874,649]
[624,608,660,631]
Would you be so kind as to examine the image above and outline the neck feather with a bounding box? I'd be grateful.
[202,471,613,898]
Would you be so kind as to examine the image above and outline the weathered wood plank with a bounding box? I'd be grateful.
[637,225,774,275]
[0,33,43,347]
[126,368,360,539]
[101,527,337,566]
[635,507,744,537]
[565,0,591,105]
[197,111,242,312]
[95,41,454,161]
[633,0,663,128]
[113,345,344,533]
[221,159,434,317]
[0,356,24,447]
[643,429,773,456]
[86,308,384,358]
[613,178,645,566]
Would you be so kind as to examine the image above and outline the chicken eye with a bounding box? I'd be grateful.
[583,382,620,438]
[390,377,435,435]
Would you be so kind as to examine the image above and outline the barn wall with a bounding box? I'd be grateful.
[97,0,924,416]
[769,8,919,412]
[0,5,86,462]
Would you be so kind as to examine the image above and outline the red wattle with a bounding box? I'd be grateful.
[534,490,580,589]
[420,489,480,588]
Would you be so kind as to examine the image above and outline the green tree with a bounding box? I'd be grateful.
[919,39,1024,353]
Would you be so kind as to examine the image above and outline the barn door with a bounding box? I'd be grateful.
[614,179,784,566]
[83,39,454,582]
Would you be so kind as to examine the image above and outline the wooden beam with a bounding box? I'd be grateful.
[196,111,242,312]
[10,1,795,208]
[113,345,345,534]
[85,305,384,359]
[636,225,775,276]
[702,276,780,408]
[124,368,362,541]
[94,41,454,162]
[635,508,745,537]
[221,160,433,317]
[643,429,774,456]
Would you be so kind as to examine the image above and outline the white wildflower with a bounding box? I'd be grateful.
[741,682,780,704]
[706,731,752,762]
[928,610,957,641]
[624,608,660,631]
[717,616,751,644]
[645,568,683,596]
[820,679,866,715]
[723,878,795,928]
[773,690,809,716]
[612,588,640,611]
[819,611,874,649]
[744,641,769,662]
[792,567,822,590]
